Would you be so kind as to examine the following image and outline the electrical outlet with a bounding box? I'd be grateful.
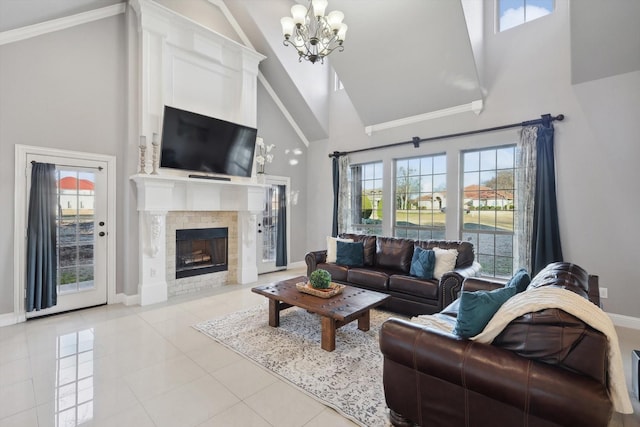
[599,287,608,299]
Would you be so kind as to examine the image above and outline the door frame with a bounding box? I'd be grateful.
[13,145,117,323]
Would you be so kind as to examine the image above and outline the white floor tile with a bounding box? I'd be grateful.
[142,376,240,427]
[244,380,325,427]
[210,358,279,399]
[0,408,38,427]
[124,354,207,401]
[197,401,272,427]
[0,378,36,420]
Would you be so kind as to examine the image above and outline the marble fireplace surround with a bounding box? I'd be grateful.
[133,174,264,305]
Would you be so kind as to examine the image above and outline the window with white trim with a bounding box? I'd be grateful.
[461,146,516,277]
[498,0,554,32]
[347,162,383,235]
[394,154,446,240]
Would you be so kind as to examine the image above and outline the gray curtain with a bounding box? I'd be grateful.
[26,162,58,312]
[275,184,287,267]
[515,126,538,271]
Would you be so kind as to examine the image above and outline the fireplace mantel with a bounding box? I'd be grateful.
[132,174,264,305]
[131,174,265,212]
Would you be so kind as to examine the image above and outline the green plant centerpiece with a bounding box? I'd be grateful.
[309,269,331,289]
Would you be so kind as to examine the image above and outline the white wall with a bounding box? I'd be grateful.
[304,1,640,317]
[0,16,127,315]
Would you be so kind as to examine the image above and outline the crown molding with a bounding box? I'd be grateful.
[0,3,126,46]
[365,99,484,136]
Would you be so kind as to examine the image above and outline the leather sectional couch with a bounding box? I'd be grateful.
[305,233,481,316]
[379,262,615,427]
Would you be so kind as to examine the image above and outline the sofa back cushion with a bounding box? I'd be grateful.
[340,233,377,266]
[375,237,414,273]
[416,240,474,269]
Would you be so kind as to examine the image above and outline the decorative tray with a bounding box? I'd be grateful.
[296,281,345,298]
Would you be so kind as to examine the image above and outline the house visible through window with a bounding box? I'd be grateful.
[461,146,516,277]
[394,154,446,240]
[347,162,383,235]
[498,0,554,32]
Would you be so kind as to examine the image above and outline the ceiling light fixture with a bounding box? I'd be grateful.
[280,0,347,64]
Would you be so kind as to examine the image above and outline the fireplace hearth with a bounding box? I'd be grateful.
[176,227,228,279]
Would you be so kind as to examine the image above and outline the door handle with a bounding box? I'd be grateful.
[99,231,106,237]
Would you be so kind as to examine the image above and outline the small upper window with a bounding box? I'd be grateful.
[498,0,554,32]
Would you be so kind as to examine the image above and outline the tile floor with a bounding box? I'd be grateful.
[0,268,638,427]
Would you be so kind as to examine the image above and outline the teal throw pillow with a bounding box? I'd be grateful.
[409,247,436,279]
[506,268,531,293]
[453,286,517,338]
[336,241,364,267]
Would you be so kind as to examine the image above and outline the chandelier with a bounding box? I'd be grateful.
[280,0,348,64]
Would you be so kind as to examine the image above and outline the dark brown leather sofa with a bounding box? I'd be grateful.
[379,262,613,427]
[305,234,481,316]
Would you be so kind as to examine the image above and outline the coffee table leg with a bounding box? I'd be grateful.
[358,310,371,332]
[268,299,280,327]
[321,316,336,351]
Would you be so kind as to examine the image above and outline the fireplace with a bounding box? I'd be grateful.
[175,227,228,279]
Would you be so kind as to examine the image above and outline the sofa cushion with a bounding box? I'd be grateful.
[326,236,353,263]
[389,275,439,299]
[433,247,458,280]
[409,247,435,279]
[493,308,608,384]
[453,286,517,338]
[347,268,389,291]
[340,233,376,266]
[527,262,590,299]
[416,240,474,269]
[336,241,364,267]
[375,237,414,273]
[316,263,348,282]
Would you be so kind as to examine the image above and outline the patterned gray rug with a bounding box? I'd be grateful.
[194,304,400,427]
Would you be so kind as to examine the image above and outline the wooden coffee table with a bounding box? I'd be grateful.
[252,276,391,351]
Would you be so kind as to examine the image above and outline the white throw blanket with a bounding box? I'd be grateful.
[412,287,633,414]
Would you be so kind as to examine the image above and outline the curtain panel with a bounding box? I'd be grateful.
[26,162,58,312]
[515,126,538,272]
[275,184,287,267]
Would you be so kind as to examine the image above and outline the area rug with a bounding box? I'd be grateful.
[194,304,402,427]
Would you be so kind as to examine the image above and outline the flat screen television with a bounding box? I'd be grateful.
[160,105,257,178]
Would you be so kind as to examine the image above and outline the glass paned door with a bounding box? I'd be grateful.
[26,156,109,318]
[57,169,97,294]
[256,176,289,274]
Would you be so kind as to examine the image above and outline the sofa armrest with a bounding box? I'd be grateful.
[379,318,613,427]
[304,250,327,277]
[438,261,482,308]
[461,275,507,293]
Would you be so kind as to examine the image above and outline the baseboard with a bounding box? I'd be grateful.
[287,261,306,270]
[0,311,25,327]
[114,293,141,306]
[608,312,640,330]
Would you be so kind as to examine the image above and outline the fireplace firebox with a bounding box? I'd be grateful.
[175,227,228,279]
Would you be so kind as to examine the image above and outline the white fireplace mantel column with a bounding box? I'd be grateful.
[132,174,264,305]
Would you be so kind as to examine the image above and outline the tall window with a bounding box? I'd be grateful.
[394,154,446,240]
[462,146,516,277]
[498,0,554,32]
[347,162,383,235]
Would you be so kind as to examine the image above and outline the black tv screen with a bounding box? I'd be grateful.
[160,106,257,178]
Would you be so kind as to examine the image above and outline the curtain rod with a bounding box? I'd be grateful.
[31,160,103,171]
[328,113,564,158]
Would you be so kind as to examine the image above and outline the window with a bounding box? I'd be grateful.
[498,0,554,32]
[347,162,383,235]
[462,146,516,277]
[394,154,446,240]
